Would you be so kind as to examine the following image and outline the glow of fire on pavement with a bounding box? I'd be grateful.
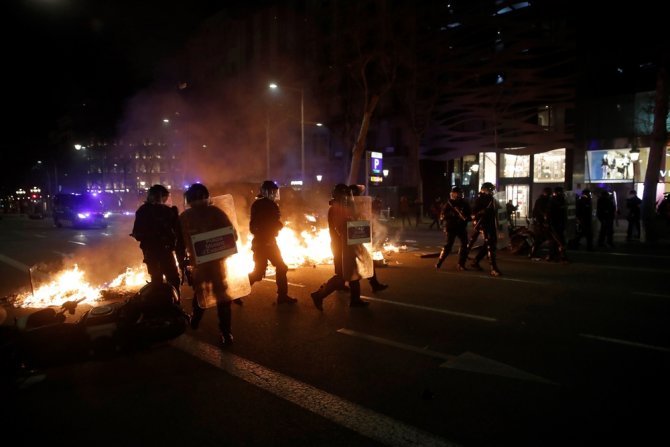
[13,225,402,309]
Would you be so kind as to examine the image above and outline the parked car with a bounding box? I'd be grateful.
[52,193,109,229]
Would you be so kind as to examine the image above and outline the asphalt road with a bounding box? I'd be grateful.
[1,213,669,446]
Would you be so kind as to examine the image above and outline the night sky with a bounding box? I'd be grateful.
[2,0,226,194]
[2,1,666,195]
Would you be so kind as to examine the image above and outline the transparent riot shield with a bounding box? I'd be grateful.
[210,194,252,301]
[342,196,374,281]
[493,191,509,250]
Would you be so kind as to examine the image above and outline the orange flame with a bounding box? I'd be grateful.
[14,225,396,309]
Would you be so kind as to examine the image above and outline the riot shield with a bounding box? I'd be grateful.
[342,196,374,281]
[493,191,509,250]
[181,194,250,308]
[210,194,252,301]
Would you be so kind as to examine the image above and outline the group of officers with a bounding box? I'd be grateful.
[434,182,502,277]
[130,181,388,347]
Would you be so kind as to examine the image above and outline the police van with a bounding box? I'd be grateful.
[52,193,109,229]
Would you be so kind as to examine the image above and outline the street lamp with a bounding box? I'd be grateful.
[269,82,304,182]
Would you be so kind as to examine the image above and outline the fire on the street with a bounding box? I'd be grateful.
[13,226,401,309]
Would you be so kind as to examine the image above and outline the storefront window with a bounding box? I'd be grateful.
[480,152,497,187]
[533,148,565,183]
[586,148,649,183]
[501,154,530,178]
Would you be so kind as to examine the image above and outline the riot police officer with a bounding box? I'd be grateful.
[178,183,235,345]
[310,184,370,310]
[248,180,297,305]
[131,184,184,298]
[570,189,594,250]
[467,182,502,277]
[547,186,568,262]
[436,186,471,271]
[348,184,388,292]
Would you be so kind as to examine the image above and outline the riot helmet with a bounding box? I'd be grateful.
[184,183,210,205]
[450,186,462,193]
[582,189,591,197]
[332,183,351,203]
[348,184,365,197]
[147,184,169,204]
[260,180,280,201]
[480,182,495,194]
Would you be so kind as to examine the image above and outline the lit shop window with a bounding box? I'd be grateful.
[501,153,530,178]
[586,147,649,183]
[533,149,565,183]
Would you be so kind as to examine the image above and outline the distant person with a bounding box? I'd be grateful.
[435,186,470,271]
[506,200,518,227]
[596,190,616,248]
[131,184,184,299]
[625,190,642,241]
[428,197,442,230]
[658,193,670,225]
[546,186,568,262]
[247,180,297,305]
[570,189,594,251]
[178,183,235,346]
[310,184,371,310]
[529,187,553,258]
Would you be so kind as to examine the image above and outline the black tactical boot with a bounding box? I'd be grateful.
[435,249,447,269]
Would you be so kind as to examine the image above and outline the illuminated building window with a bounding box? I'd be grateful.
[533,149,565,183]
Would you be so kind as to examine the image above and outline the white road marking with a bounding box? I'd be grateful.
[580,333,670,353]
[68,241,87,246]
[338,328,451,360]
[172,334,458,447]
[436,270,546,285]
[262,278,305,288]
[0,253,30,272]
[33,233,46,238]
[360,295,497,322]
[337,329,556,385]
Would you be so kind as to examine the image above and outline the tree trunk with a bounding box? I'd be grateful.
[642,66,668,243]
[347,94,380,185]
[408,132,423,202]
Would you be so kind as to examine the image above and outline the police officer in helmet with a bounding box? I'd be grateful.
[248,180,297,305]
[178,182,236,345]
[310,183,370,310]
[467,182,502,276]
[131,184,184,298]
[436,185,471,271]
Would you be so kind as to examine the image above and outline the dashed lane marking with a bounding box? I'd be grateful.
[0,253,30,272]
[262,278,305,288]
[360,295,497,322]
[579,333,670,353]
[435,270,547,285]
[172,334,458,447]
[337,329,557,385]
[68,241,87,246]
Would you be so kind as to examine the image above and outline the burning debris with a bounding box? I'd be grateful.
[8,223,401,310]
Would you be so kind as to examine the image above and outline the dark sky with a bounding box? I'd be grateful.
[2,0,227,193]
